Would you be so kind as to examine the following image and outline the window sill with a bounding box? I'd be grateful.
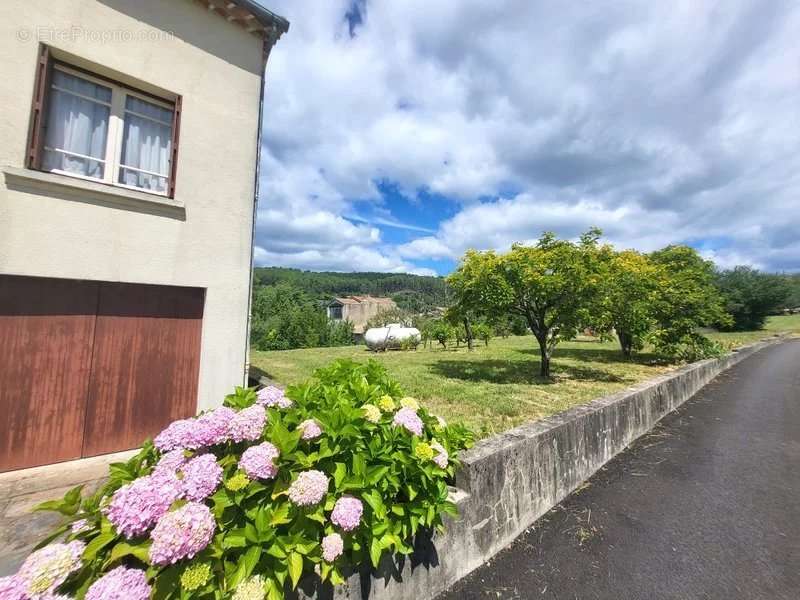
[2,166,185,219]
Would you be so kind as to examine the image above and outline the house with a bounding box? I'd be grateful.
[0,0,288,472]
[327,296,398,336]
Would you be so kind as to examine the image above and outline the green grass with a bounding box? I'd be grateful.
[706,314,800,348]
[250,315,800,438]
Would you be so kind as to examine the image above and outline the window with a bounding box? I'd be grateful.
[27,48,180,197]
[329,305,343,320]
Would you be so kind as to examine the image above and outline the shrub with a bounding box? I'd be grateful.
[14,360,473,599]
[649,330,725,362]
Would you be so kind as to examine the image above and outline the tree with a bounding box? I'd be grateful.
[472,322,493,346]
[249,283,352,350]
[425,319,455,349]
[444,305,475,351]
[598,250,661,357]
[648,246,731,359]
[715,266,791,330]
[448,229,606,377]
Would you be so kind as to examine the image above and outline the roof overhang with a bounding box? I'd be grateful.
[196,0,289,39]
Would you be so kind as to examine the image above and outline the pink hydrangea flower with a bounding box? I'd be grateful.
[179,454,223,501]
[15,541,84,597]
[86,566,151,600]
[392,407,423,436]
[321,533,344,562]
[194,406,236,446]
[256,385,293,408]
[70,518,90,534]
[153,449,187,476]
[229,404,267,443]
[104,472,182,538]
[288,470,328,506]
[431,441,449,469]
[0,575,27,600]
[331,496,363,532]
[299,419,322,441]
[239,442,279,480]
[154,419,197,452]
[149,502,216,566]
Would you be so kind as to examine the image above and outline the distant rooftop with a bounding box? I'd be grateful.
[330,296,396,306]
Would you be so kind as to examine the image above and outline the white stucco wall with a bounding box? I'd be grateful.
[0,0,265,411]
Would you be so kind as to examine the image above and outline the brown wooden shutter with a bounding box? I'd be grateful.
[26,44,53,169]
[168,95,182,198]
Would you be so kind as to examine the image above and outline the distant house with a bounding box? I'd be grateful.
[328,296,397,335]
[0,0,288,472]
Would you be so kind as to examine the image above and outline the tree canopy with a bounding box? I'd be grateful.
[714,266,792,330]
[448,228,606,376]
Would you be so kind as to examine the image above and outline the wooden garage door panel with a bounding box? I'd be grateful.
[82,283,204,457]
[0,276,98,472]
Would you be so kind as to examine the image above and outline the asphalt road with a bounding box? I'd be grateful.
[438,340,800,600]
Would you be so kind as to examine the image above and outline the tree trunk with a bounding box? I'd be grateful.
[463,318,474,351]
[618,330,633,358]
[535,333,551,377]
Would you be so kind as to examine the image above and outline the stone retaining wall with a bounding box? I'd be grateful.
[298,337,782,599]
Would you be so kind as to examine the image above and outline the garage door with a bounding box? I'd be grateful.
[0,275,205,472]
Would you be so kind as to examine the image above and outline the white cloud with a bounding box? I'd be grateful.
[255,0,800,273]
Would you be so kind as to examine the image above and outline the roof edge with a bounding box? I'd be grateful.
[231,0,290,35]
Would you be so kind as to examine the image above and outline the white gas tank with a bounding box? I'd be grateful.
[364,324,421,351]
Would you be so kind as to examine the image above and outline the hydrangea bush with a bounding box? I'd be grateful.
[6,359,472,599]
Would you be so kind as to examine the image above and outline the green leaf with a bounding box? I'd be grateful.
[369,538,383,568]
[83,532,116,560]
[440,501,459,518]
[270,503,291,526]
[265,541,286,559]
[366,465,389,485]
[265,577,284,600]
[242,545,261,579]
[288,551,303,589]
[330,566,345,586]
[226,558,248,589]
[352,454,367,478]
[333,462,347,489]
[152,566,181,600]
[222,529,247,549]
[105,541,150,566]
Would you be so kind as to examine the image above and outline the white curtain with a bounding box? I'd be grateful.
[42,70,110,178]
[119,96,172,193]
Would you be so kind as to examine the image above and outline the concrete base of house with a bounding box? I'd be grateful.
[0,450,138,576]
[0,336,785,593]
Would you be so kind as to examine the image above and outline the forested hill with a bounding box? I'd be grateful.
[252,267,448,311]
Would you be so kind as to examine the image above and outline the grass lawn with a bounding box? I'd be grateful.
[250,315,800,437]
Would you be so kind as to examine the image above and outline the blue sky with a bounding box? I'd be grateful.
[254,1,800,276]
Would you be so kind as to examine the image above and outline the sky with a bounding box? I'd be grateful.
[255,0,800,277]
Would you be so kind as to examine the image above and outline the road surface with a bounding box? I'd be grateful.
[438,340,800,600]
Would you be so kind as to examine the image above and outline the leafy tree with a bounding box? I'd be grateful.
[714,266,791,330]
[472,322,493,346]
[448,229,606,377]
[444,305,475,351]
[425,319,455,349]
[250,283,353,350]
[597,249,661,357]
[649,245,731,359]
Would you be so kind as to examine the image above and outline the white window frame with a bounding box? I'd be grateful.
[43,64,174,197]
